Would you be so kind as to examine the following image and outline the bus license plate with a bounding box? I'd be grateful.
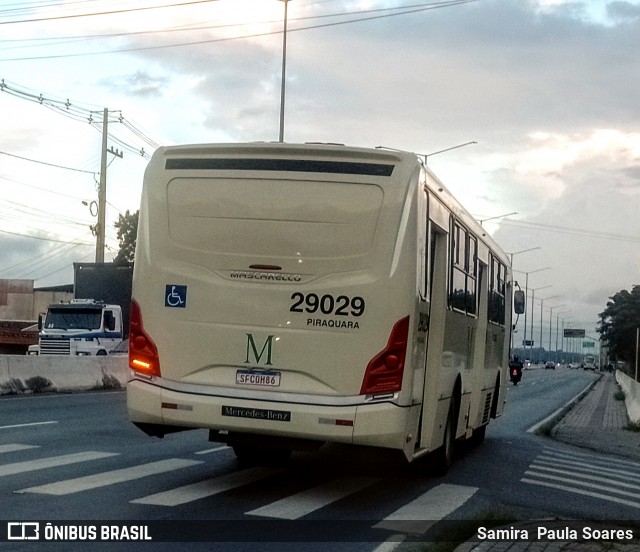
[236,370,281,387]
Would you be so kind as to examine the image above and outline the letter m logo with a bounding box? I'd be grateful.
[245,334,275,366]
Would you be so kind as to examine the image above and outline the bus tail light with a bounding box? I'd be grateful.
[129,299,161,377]
[360,316,410,395]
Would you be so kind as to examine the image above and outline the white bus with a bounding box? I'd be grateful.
[583,354,597,371]
[127,143,524,470]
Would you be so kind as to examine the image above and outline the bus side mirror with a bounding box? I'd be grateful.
[37,313,43,331]
[514,290,525,315]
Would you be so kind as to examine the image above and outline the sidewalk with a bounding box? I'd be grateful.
[453,372,640,552]
[552,371,640,461]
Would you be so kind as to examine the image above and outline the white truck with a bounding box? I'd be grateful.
[28,299,124,356]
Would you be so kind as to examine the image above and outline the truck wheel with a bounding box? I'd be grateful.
[96,350,107,356]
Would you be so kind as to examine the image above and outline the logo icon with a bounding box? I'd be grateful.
[7,522,39,540]
[165,285,187,308]
[244,334,275,366]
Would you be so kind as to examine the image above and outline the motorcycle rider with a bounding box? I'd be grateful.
[509,355,523,384]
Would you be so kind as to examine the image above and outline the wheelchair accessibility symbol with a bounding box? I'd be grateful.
[165,285,187,308]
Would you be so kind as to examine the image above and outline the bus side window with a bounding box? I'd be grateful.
[488,256,506,326]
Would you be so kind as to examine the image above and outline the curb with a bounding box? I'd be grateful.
[527,374,602,435]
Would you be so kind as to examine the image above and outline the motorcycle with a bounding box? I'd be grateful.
[509,359,523,385]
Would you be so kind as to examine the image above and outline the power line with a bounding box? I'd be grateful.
[498,218,640,245]
[0,0,220,26]
[0,0,479,61]
[0,150,97,175]
[0,78,160,159]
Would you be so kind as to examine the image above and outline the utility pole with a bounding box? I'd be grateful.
[95,108,122,263]
[278,0,290,143]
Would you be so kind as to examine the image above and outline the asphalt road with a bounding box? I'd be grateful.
[0,367,634,551]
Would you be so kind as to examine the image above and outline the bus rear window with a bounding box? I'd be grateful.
[166,178,384,258]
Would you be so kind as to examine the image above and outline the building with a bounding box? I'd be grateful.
[0,280,73,354]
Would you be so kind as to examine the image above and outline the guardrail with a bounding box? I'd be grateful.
[0,355,128,394]
[616,370,640,425]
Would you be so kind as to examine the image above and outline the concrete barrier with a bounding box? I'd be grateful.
[0,355,129,393]
[616,370,640,425]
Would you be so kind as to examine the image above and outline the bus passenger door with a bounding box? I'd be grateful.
[416,193,451,453]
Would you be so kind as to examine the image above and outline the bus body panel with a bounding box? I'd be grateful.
[128,143,513,463]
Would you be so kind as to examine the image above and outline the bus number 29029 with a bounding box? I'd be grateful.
[289,293,365,317]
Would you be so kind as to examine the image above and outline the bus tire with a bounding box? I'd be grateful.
[434,401,456,475]
[470,424,486,447]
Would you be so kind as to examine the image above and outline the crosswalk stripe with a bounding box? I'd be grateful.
[536,455,640,481]
[521,477,640,509]
[523,448,640,510]
[374,483,478,534]
[131,467,280,506]
[17,458,202,495]
[1,451,118,477]
[0,444,39,454]
[530,464,640,490]
[246,476,379,520]
[542,447,640,469]
[524,469,640,499]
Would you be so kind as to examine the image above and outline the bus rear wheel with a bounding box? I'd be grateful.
[433,402,456,475]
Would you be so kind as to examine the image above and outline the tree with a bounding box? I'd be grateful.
[113,210,138,265]
[597,285,640,366]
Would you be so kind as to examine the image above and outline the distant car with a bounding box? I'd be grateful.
[569,362,580,369]
[545,361,556,370]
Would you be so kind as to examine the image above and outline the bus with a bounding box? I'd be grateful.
[127,143,524,470]
[583,354,597,371]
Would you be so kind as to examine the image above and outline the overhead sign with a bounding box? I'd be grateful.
[583,341,595,348]
[564,329,585,338]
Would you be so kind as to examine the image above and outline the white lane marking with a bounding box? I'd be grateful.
[0,421,58,430]
[131,467,281,506]
[18,458,201,495]
[1,451,117,478]
[374,483,478,534]
[521,477,640,509]
[246,476,379,520]
[0,444,39,454]
[194,446,230,455]
[371,534,407,552]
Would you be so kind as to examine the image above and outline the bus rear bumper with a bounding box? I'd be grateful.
[127,379,409,450]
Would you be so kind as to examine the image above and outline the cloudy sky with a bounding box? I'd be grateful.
[0,0,638,348]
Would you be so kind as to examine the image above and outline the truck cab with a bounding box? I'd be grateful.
[30,299,123,356]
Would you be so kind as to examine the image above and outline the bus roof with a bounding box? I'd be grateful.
[152,142,511,268]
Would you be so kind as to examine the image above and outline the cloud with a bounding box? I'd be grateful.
[102,71,170,98]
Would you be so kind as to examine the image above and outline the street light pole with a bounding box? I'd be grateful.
[422,141,477,164]
[528,284,551,362]
[540,295,558,361]
[480,212,518,226]
[278,0,290,143]
[548,304,566,359]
